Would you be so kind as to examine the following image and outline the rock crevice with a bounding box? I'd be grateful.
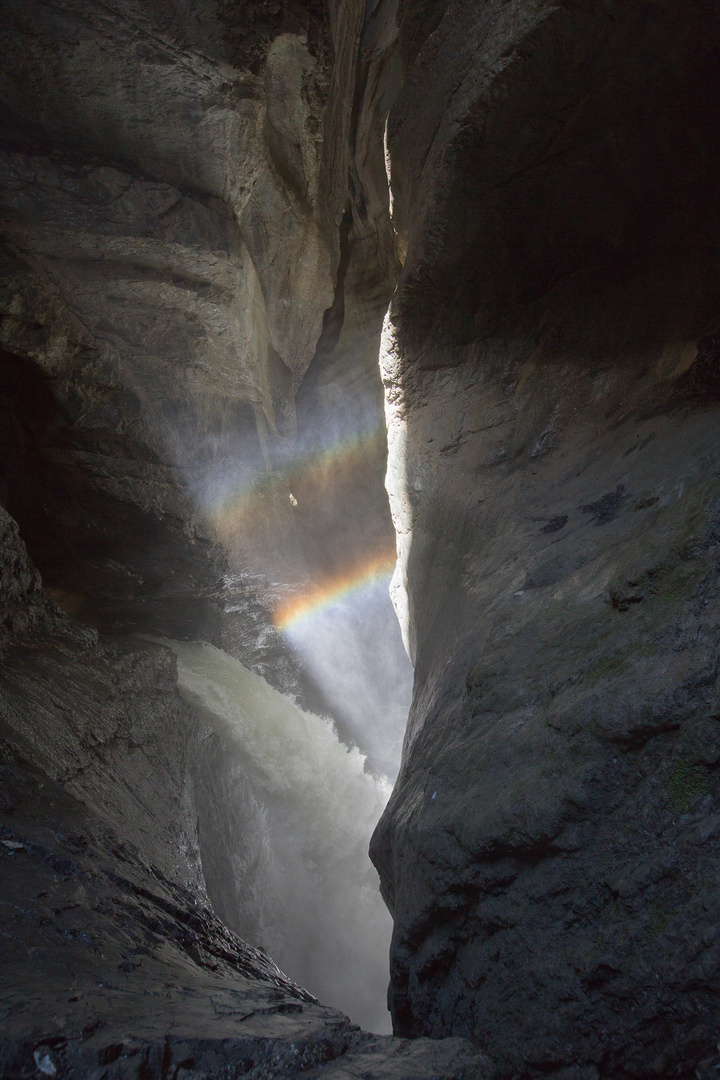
[4,0,720,1077]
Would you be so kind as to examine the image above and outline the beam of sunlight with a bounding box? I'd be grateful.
[197,424,386,557]
[273,559,413,779]
[274,549,396,630]
[146,381,413,1023]
[160,638,394,1034]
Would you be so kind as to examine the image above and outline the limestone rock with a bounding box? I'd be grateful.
[0,504,53,648]
[5,0,720,1074]
[372,1,720,1075]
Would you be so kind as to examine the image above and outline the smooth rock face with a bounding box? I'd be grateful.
[371,1,720,1076]
[0,0,364,654]
[0,0,401,702]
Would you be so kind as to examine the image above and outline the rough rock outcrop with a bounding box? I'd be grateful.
[0,504,490,1078]
[0,719,491,1080]
[5,0,720,1076]
[372,1,720,1076]
[0,2,486,1075]
[0,0,398,688]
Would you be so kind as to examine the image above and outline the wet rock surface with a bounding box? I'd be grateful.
[0,0,401,709]
[4,0,720,1075]
[0,737,491,1080]
[0,507,489,1078]
[371,0,720,1075]
[0,4,421,1073]
[0,0,392,677]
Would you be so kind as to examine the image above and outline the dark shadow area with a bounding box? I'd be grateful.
[395,0,720,364]
[0,346,223,640]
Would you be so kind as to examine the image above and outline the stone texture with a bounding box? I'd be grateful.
[0,0,382,647]
[0,1,438,1074]
[0,0,405,703]
[371,1,720,1076]
[0,506,487,1078]
[0,732,491,1080]
[0,503,54,649]
[5,0,720,1075]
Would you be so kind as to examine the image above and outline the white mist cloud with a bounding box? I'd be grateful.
[281,579,412,778]
[164,638,394,1033]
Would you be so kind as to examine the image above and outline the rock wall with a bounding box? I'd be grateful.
[372,1,720,1076]
[0,0,397,672]
[0,1,444,1075]
[0,481,488,1079]
[4,0,720,1076]
[0,0,484,1075]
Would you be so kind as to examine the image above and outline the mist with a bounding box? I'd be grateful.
[280,578,412,778]
[163,637,395,1033]
[139,378,412,1029]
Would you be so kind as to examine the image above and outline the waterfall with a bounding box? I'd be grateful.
[160,638,394,1033]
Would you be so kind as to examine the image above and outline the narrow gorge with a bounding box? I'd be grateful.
[2,2,720,1078]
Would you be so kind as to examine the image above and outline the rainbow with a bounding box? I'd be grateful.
[274,550,397,631]
[290,426,384,483]
[203,424,386,538]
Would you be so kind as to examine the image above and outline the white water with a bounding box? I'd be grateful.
[162,638,394,1033]
[282,580,412,778]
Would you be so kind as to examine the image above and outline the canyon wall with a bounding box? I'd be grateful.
[371,1,720,1076]
[0,502,489,1077]
[3,0,720,1077]
[0,1,466,1075]
[0,0,400,676]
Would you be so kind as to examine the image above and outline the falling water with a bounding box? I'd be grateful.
[160,638,394,1033]
[278,579,411,778]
